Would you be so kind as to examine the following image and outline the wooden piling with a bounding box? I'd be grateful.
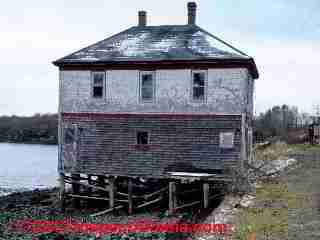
[71,173,81,208]
[59,173,65,212]
[169,181,177,214]
[128,179,133,215]
[203,183,209,208]
[87,174,93,194]
[109,177,115,209]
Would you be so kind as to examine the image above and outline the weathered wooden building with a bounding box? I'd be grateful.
[53,2,259,214]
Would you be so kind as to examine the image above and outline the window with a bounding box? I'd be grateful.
[137,131,149,145]
[140,72,155,102]
[192,71,206,101]
[92,72,105,98]
[64,127,75,144]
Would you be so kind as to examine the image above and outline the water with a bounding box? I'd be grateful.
[0,143,58,195]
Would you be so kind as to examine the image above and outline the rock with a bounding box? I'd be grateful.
[239,195,255,208]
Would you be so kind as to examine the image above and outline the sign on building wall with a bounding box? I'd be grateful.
[219,132,234,148]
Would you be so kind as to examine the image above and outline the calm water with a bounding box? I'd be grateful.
[0,143,58,195]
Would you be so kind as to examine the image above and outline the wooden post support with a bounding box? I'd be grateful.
[71,173,81,208]
[241,113,247,171]
[98,176,106,196]
[169,181,177,214]
[109,177,115,209]
[87,174,93,194]
[59,173,65,212]
[128,179,133,215]
[203,183,209,208]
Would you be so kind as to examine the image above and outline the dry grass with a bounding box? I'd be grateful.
[232,143,314,240]
[254,142,291,162]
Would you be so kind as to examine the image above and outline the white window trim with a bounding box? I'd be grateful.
[91,71,106,99]
[139,71,156,103]
[191,70,208,103]
[219,132,235,149]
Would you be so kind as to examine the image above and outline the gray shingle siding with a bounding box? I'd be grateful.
[61,113,242,178]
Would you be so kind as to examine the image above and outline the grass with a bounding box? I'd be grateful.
[233,182,291,240]
[233,142,320,240]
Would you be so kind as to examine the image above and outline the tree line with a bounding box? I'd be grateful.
[253,104,312,142]
[0,105,314,145]
[0,114,58,145]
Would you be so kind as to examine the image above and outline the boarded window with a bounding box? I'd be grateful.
[192,71,206,101]
[92,72,105,98]
[219,132,234,149]
[64,127,75,144]
[137,131,149,145]
[140,72,154,101]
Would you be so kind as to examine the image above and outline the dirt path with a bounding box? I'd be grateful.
[287,152,320,239]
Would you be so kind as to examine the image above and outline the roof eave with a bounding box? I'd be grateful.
[54,58,259,79]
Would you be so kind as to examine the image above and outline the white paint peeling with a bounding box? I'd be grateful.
[60,68,250,114]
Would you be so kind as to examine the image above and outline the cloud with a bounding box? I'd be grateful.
[0,0,319,115]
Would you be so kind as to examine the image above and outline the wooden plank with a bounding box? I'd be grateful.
[65,175,98,182]
[128,179,133,215]
[203,183,209,208]
[175,200,201,210]
[90,205,124,218]
[144,186,168,199]
[64,179,109,192]
[115,199,129,203]
[117,191,140,198]
[136,196,163,209]
[68,194,109,201]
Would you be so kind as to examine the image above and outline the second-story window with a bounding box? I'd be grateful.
[140,71,155,102]
[192,70,206,101]
[92,72,105,98]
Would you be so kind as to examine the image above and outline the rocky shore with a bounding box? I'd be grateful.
[0,187,202,240]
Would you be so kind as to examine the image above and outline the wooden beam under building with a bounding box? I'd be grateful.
[109,177,115,209]
[128,179,133,215]
[169,181,177,214]
[203,183,209,208]
[71,173,81,208]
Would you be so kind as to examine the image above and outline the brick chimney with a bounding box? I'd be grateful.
[138,11,147,27]
[187,2,197,25]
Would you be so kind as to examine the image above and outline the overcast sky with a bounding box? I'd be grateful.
[0,0,319,116]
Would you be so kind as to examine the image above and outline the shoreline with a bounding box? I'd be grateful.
[0,140,57,146]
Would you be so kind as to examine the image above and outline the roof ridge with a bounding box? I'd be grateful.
[194,25,250,57]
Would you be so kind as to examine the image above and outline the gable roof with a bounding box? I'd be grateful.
[53,25,259,79]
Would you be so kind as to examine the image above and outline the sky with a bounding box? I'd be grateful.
[0,0,319,116]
